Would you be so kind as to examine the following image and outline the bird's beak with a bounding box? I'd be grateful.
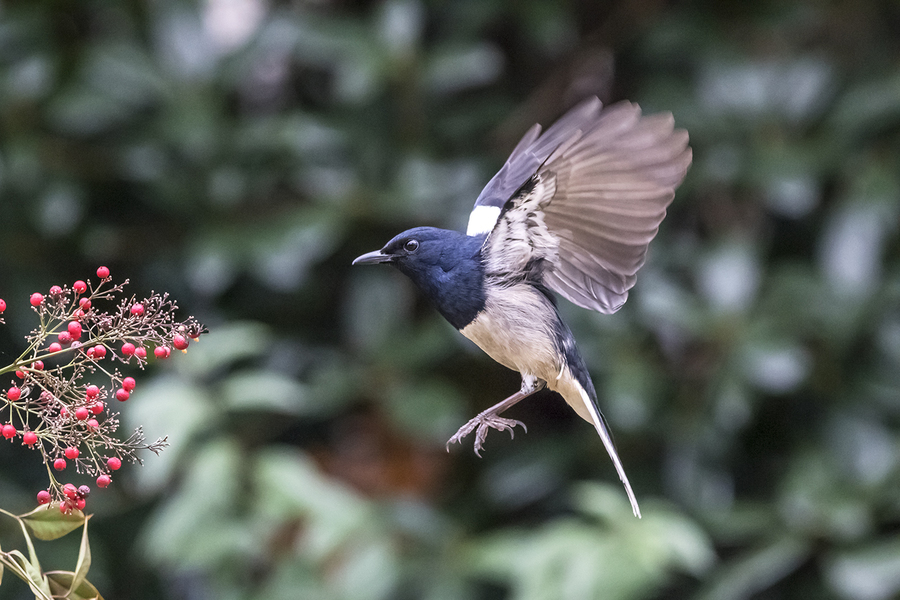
[352,249,394,265]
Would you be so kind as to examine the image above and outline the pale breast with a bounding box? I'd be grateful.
[459,282,603,425]
[459,283,562,382]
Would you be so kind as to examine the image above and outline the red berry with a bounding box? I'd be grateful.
[121,342,136,356]
[135,346,147,359]
[154,346,171,359]
[63,483,78,499]
[96,266,110,279]
[2,424,16,439]
[73,280,87,294]
[131,303,144,316]
[7,386,21,401]
[37,490,51,504]
[79,297,91,310]
[49,285,62,295]
[60,501,72,514]
[0,298,5,312]
[107,456,122,471]
[74,309,85,319]
[23,431,37,446]
[15,370,26,379]
[58,331,72,344]
[75,407,89,421]
[30,293,44,307]
[48,342,62,353]
[115,388,130,402]
[122,377,136,391]
[75,497,86,511]
[65,446,79,460]
[32,360,44,370]
[173,334,190,351]
[87,419,99,429]
[86,385,100,399]
[96,474,111,488]
[91,401,104,414]
[67,321,82,338]
[54,458,66,471]
[92,345,107,359]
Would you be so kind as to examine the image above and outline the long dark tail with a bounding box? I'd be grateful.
[554,318,641,518]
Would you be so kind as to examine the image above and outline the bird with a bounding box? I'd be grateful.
[353,97,691,518]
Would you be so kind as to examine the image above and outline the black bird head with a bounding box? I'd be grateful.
[353,226,487,329]
[352,226,448,267]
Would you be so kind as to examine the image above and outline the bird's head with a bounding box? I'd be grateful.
[352,226,487,329]
[352,226,476,275]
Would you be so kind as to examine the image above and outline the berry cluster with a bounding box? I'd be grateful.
[0,267,204,513]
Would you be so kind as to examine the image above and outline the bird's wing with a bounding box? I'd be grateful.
[466,98,603,237]
[473,98,691,313]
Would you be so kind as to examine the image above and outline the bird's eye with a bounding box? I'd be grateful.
[404,239,419,253]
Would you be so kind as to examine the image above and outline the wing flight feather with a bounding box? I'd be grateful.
[475,98,691,313]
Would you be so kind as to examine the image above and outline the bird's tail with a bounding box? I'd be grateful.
[576,383,642,518]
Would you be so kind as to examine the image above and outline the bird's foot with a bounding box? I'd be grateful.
[446,413,527,457]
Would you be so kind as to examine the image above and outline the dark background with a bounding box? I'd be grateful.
[1,0,900,598]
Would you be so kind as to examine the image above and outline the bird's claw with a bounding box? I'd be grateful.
[446,414,528,456]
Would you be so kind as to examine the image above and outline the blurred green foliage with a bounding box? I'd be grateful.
[1,0,900,599]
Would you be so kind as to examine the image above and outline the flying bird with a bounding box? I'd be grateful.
[353,97,691,518]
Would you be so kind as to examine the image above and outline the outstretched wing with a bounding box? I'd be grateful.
[473,98,691,313]
[466,98,603,237]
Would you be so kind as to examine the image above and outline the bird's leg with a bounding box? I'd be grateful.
[447,377,546,457]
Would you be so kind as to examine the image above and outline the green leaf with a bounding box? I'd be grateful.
[424,42,503,95]
[2,550,53,599]
[20,504,85,541]
[571,480,633,522]
[220,369,310,414]
[0,552,29,586]
[695,537,809,600]
[830,73,900,138]
[11,512,52,598]
[573,482,716,576]
[123,377,216,495]
[825,538,900,600]
[139,438,249,568]
[46,571,105,600]
[252,447,375,561]
[344,268,414,355]
[467,484,715,600]
[384,380,465,443]
[176,321,272,376]
[69,515,92,595]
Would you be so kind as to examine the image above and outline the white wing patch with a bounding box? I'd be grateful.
[466,205,502,236]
